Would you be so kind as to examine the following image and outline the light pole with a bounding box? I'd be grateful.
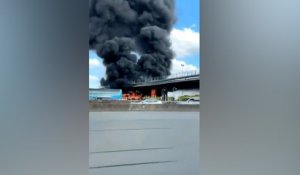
[181,64,184,75]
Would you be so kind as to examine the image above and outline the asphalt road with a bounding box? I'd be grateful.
[89,112,200,175]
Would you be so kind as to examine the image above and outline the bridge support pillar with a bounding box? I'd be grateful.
[161,88,168,101]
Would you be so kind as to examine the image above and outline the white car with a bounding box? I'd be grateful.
[134,98,163,104]
[177,98,200,105]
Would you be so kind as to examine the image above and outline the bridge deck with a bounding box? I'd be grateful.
[131,74,200,87]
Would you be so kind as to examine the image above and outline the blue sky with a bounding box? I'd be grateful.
[175,0,200,30]
[89,0,200,88]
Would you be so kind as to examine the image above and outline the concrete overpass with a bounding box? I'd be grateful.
[123,71,200,98]
[132,74,199,87]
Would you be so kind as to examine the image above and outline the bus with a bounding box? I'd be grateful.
[89,88,122,101]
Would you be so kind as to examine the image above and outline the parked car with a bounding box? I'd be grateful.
[176,98,200,105]
[132,98,163,104]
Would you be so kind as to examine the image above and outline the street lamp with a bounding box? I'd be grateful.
[181,64,184,74]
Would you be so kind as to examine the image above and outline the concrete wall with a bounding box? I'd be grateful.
[167,89,199,100]
[89,101,199,111]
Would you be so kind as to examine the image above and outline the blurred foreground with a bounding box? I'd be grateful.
[89,112,200,175]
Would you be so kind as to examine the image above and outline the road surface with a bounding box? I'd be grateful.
[89,112,200,175]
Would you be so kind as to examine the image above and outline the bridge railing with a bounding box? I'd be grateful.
[167,70,200,79]
[128,70,200,85]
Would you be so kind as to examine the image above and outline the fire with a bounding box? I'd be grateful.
[122,91,143,101]
[151,89,157,97]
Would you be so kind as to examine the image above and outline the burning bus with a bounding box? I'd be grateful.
[122,91,143,101]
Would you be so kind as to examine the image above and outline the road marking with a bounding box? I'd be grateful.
[90,147,174,154]
[89,160,178,169]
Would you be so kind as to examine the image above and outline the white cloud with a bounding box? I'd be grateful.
[89,58,100,67]
[170,59,199,75]
[89,75,101,88]
[89,53,105,88]
[170,28,200,58]
[89,75,99,81]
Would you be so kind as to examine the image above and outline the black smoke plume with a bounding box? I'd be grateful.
[89,0,176,88]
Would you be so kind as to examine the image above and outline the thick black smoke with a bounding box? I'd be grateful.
[89,0,176,88]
